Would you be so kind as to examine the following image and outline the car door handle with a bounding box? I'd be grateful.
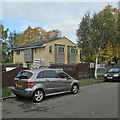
[45,79,49,82]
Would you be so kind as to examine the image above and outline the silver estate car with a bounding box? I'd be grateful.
[13,69,79,102]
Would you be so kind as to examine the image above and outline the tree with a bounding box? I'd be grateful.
[0,24,18,63]
[76,5,118,79]
[9,31,18,48]
[91,6,118,78]
[17,26,62,46]
[99,42,114,62]
[76,12,93,62]
[0,24,10,63]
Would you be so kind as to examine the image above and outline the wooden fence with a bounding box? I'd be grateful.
[50,63,95,80]
[2,64,27,88]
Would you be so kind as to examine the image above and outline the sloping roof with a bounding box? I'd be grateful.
[12,37,64,50]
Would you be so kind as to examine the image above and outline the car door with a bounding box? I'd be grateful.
[57,72,72,91]
[37,70,61,94]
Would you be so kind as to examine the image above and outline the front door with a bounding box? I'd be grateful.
[57,72,72,91]
[37,70,61,94]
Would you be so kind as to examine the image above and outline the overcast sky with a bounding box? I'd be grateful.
[1,1,119,43]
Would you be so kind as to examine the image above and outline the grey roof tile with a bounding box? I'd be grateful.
[12,37,63,50]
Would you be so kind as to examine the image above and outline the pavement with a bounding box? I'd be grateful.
[1,82,118,118]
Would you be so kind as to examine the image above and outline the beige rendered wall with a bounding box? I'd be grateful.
[13,37,80,68]
[13,50,27,68]
[45,37,80,65]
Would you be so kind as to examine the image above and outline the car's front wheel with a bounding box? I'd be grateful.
[71,84,79,94]
[32,89,44,102]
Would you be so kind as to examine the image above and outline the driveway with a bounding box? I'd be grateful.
[2,82,118,118]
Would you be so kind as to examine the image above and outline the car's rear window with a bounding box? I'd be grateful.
[16,71,33,79]
[108,68,119,73]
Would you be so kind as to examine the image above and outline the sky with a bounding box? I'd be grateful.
[1,0,119,44]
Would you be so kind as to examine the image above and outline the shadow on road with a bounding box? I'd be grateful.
[14,92,72,103]
[11,92,73,113]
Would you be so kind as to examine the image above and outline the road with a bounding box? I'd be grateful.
[2,82,118,118]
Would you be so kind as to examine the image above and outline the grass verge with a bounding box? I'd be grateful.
[79,77,103,85]
[0,89,12,98]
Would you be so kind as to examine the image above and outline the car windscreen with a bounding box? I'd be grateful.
[108,68,119,73]
[16,71,33,79]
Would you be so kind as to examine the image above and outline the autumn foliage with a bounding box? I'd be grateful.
[77,5,120,63]
[17,26,62,46]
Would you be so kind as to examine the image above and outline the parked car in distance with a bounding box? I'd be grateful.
[12,69,79,102]
[104,68,120,81]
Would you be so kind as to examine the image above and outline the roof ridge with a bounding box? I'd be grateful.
[12,37,64,50]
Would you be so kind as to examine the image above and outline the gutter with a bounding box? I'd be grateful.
[12,44,46,50]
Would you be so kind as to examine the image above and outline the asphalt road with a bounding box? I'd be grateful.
[2,82,118,118]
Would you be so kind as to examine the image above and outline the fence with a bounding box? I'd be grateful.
[2,64,27,88]
[50,63,95,80]
[2,63,119,87]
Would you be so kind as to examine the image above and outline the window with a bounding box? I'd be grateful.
[16,71,33,79]
[16,50,20,55]
[28,48,31,55]
[71,48,76,54]
[37,70,57,78]
[58,46,64,54]
[34,48,37,54]
[76,49,78,55]
[57,72,66,78]
[25,49,27,55]
[15,62,23,64]
[37,71,43,78]
[49,62,53,66]
[58,62,64,64]
[108,68,119,73]
[57,72,69,79]
[49,46,52,53]
[71,62,76,64]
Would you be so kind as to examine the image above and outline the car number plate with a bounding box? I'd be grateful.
[107,77,113,79]
[16,84,22,87]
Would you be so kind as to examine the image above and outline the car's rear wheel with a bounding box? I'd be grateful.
[71,84,79,94]
[32,89,44,102]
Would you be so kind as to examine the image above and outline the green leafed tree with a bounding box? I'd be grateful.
[76,5,119,78]
[0,24,18,63]
[76,12,93,62]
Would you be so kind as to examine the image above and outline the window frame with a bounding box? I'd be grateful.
[16,71,33,79]
[49,62,53,66]
[56,72,70,79]
[34,48,37,54]
[58,46,64,54]
[49,46,52,53]
[76,49,78,55]
[16,50,20,55]
[37,71,43,78]
[25,49,27,55]
[71,48,76,54]
[37,70,57,78]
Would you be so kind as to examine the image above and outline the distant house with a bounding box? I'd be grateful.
[12,37,81,69]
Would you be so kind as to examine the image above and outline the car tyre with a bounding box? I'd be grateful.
[32,89,44,102]
[71,84,79,94]
[16,95,22,99]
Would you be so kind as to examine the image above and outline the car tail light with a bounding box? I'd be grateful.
[24,82,34,87]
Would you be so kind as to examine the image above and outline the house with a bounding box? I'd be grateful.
[12,37,81,69]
